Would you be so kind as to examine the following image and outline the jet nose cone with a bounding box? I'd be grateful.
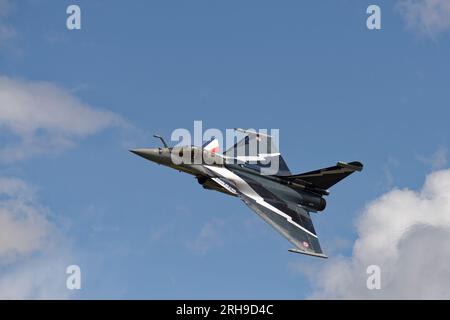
[129,148,162,162]
[129,148,149,157]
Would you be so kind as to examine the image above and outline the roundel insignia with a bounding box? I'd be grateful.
[211,146,219,153]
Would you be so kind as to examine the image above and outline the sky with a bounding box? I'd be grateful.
[1,0,450,299]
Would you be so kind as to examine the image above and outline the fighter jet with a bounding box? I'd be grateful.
[130,129,363,258]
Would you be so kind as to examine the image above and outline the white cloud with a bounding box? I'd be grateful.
[397,0,450,38]
[0,251,72,299]
[0,178,50,259]
[0,177,73,299]
[302,168,450,299]
[0,76,124,162]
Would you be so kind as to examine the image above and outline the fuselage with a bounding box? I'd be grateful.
[130,146,326,212]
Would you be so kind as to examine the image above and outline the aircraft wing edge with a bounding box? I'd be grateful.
[288,248,328,259]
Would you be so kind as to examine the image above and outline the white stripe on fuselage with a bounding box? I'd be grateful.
[211,177,238,195]
[204,165,317,238]
[217,153,281,162]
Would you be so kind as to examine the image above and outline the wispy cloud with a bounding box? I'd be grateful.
[0,178,49,259]
[188,218,225,254]
[0,76,125,162]
[301,168,450,299]
[0,0,15,45]
[417,146,448,170]
[378,156,400,192]
[397,0,450,38]
[0,177,73,299]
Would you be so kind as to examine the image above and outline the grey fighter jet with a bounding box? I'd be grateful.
[130,129,363,258]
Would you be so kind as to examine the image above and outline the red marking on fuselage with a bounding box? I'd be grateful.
[211,146,219,153]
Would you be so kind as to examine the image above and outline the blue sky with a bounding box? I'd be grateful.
[1,0,450,299]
